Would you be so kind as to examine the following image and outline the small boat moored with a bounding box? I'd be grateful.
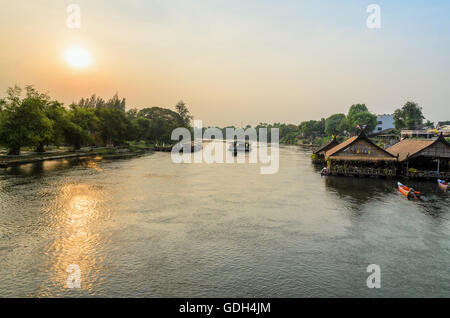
[321,167,329,176]
[398,182,421,199]
[438,179,448,192]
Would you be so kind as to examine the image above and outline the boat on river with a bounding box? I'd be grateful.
[320,167,330,176]
[438,179,448,192]
[229,141,251,154]
[398,182,421,199]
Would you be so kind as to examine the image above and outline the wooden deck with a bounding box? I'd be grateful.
[330,166,396,177]
[407,170,450,179]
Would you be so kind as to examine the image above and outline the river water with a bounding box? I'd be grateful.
[0,144,449,297]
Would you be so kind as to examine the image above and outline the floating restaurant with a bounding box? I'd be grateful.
[313,131,450,179]
[386,134,450,179]
[323,131,397,177]
[311,136,340,164]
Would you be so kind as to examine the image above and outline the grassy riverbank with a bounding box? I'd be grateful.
[0,143,153,168]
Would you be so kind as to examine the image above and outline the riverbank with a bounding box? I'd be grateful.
[0,147,152,168]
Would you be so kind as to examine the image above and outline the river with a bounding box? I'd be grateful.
[0,144,449,297]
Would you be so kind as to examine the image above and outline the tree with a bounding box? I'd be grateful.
[126,108,139,120]
[299,119,325,141]
[347,104,369,121]
[424,120,434,129]
[95,107,129,146]
[137,106,185,143]
[346,104,377,134]
[393,101,425,130]
[45,101,70,148]
[63,121,89,150]
[0,86,53,155]
[68,106,99,149]
[175,100,193,128]
[350,111,377,134]
[135,117,152,141]
[0,98,5,112]
[70,105,99,132]
[106,93,126,111]
[77,93,126,111]
[325,113,346,136]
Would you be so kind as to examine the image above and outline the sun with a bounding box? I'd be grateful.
[65,47,92,68]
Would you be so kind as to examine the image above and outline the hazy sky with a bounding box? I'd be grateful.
[1,0,449,126]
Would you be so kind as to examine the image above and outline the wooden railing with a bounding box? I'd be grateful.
[408,170,450,179]
[330,166,396,177]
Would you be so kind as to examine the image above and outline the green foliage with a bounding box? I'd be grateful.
[137,106,186,144]
[95,107,129,145]
[393,101,425,130]
[298,119,325,140]
[325,113,346,136]
[0,86,53,154]
[423,120,434,129]
[346,104,377,134]
[0,86,193,153]
[314,136,333,146]
[280,131,300,144]
[347,104,369,120]
[0,98,5,112]
[255,123,301,143]
[175,100,193,128]
[77,93,126,111]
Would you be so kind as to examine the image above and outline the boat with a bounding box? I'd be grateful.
[397,182,420,199]
[321,167,329,176]
[229,141,251,153]
[438,179,448,192]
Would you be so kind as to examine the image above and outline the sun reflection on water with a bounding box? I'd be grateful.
[39,183,109,296]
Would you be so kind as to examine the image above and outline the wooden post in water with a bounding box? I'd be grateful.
[406,158,409,177]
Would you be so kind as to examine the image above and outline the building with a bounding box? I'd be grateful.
[387,134,450,178]
[373,114,395,134]
[325,131,397,177]
[437,121,450,129]
[401,127,450,139]
[400,129,434,139]
[312,137,340,164]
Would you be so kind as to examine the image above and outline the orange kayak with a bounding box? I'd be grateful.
[398,182,421,198]
[438,179,448,192]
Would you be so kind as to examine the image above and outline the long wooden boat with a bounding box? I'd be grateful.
[438,179,448,192]
[398,182,421,198]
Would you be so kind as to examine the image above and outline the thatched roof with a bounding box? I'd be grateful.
[325,130,397,161]
[325,136,358,159]
[387,133,450,162]
[314,137,340,155]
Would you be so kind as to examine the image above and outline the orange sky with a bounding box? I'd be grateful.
[1,0,449,126]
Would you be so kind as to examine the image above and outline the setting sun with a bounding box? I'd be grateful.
[65,47,92,68]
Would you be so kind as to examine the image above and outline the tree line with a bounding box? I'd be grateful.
[0,85,192,155]
[226,102,431,145]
